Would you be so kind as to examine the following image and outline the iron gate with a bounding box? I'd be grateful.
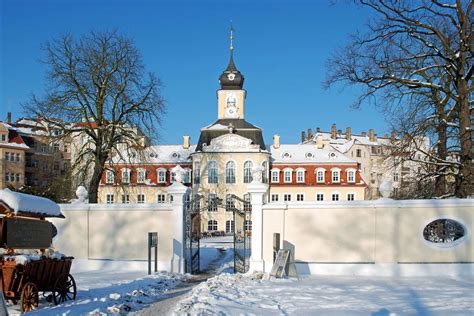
[184,193,251,274]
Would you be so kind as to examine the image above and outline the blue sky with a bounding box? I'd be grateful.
[0,0,388,145]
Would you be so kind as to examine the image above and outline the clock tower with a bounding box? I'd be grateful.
[217,27,246,119]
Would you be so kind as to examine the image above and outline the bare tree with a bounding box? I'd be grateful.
[325,0,472,198]
[24,31,165,203]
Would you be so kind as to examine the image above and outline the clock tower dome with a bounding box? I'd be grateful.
[217,26,246,119]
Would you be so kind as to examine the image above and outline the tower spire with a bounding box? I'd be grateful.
[230,22,234,52]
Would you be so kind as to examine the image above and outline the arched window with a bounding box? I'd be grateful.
[331,168,341,183]
[183,168,191,183]
[121,168,131,184]
[157,168,166,183]
[296,168,305,183]
[225,161,236,184]
[208,161,218,184]
[137,168,146,183]
[243,161,253,183]
[347,169,356,183]
[316,168,325,183]
[283,168,293,183]
[226,220,234,234]
[226,194,235,212]
[262,161,269,183]
[208,220,218,232]
[194,161,201,184]
[106,170,115,184]
[271,169,280,183]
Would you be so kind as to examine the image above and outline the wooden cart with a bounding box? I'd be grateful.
[0,189,76,312]
[1,256,76,312]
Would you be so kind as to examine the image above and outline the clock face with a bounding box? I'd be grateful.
[227,73,236,81]
[225,93,238,118]
[226,106,237,117]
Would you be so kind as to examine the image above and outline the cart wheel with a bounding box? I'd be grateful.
[20,282,39,313]
[53,273,76,305]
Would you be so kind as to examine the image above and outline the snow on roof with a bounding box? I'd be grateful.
[268,144,356,164]
[0,189,63,218]
[203,123,229,130]
[112,144,196,164]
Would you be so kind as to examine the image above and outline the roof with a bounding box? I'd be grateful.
[111,144,196,164]
[196,119,265,151]
[0,188,64,218]
[0,122,29,149]
[268,144,357,164]
[305,132,393,153]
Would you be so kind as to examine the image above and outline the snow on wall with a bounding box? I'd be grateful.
[0,188,62,217]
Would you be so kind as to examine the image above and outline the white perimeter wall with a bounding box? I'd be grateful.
[262,199,474,276]
[52,203,174,271]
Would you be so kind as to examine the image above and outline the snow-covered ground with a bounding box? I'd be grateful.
[175,273,474,315]
[4,237,473,315]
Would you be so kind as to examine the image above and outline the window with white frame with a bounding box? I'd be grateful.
[271,169,280,183]
[106,194,114,204]
[332,193,339,201]
[157,169,166,183]
[283,169,292,183]
[331,169,340,183]
[296,169,305,183]
[271,194,279,202]
[316,169,325,183]
[226,220,234,233]
[157,194,166,203]
[225,161,236,184]
[262,161,269,183]
[316,193,324,201]
[226,194,235,211]
[244,193,252,212]
[296,193,304,201]
[208,220,218,231]
[393,172,399,182]
[106,170,115,184]
[208,161,218,184]
[170,171,176,182]
[121,194,130,204]
[245,220,252,231]
[283,194,291,201]
[137,169,146,183]
[194,161,200,184]
[208,193,218,211]
[122,168,131,184]
[347,169,355,183]
[347,193,355,201]
[137,194,145,203]
[16,153,20,162]
[243,161,253,183]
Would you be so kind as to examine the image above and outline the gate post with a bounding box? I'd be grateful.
[167,166,190,273]
[247,170,268,273]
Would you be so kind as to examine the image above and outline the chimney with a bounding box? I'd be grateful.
[331,124,337,139]
[307,128,312,140]
[369,129,375,142]
[361,131,367,137]
[316,127,320,133]
[7,112,11,124]
[316,135,324,149]
[301,131,306,143]
[391,131,397,144]
[273,134,280,149]
[345,127,352,140]
[337,129,342,137]
[183,135,190,149]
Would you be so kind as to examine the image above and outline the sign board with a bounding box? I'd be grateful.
[270,249,290,278]
[0,217,52,249]
[150,232,158,247]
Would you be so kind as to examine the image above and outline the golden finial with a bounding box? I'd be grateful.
[230,22,234,51]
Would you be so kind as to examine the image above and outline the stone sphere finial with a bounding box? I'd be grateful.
[171,165,184,183]
[251,165,265,183]
[74,186,88,204]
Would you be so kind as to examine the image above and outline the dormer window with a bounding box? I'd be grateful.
[305,152,314,159]
[171,152,180,159]
[106,170,115,184]
[283,168,293,183]
[316,168,326,183]
[296,168,305,183]
[282,152,291,159]
[121,168,131,184]
[157,168,166,183]
[137,168,146,183]
[331,168,341,183]
[347,169,356,183]
[271,169,280,183]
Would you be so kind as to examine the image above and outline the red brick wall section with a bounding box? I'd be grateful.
[270,164,366,187]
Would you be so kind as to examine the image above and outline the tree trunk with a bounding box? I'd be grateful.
[88,163,105,203]
[455,78,473,198]
[435,120,448,197]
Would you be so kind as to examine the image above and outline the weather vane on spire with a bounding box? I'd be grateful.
[230,21,234,52]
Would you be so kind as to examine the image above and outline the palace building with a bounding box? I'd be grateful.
[97,30,367,233]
